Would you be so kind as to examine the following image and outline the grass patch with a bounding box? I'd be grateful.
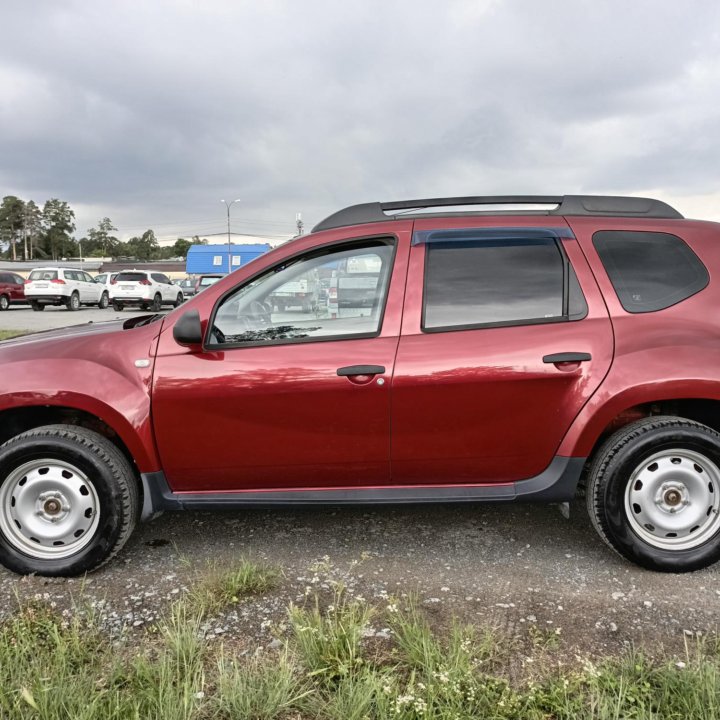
[0,329,26,341]
[1,588,720,719]
[185,558,280,617]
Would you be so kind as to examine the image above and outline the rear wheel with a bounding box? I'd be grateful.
[31,301,45,312]
[98,292,109,309]
[0,425,139,576]
[66,292,80,311]
[587,416,720,572]
[112,300,124,312]
[151,293,162,312]
[0,295,9,311]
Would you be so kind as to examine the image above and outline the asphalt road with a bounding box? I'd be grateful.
[0,304,148,333]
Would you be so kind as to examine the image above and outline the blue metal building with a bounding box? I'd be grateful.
[186,243,272,275]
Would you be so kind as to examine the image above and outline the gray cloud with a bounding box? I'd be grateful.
[1,0,719,241]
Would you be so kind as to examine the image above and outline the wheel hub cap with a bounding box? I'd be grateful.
[0,459,100,559]
[625,450,720,550]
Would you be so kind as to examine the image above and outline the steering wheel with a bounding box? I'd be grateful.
[249,300,272,324]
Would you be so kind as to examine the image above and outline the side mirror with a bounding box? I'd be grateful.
[173,309,203,346]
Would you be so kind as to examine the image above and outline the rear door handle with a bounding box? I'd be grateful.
[543,352,592,364]
[337,365,385,377]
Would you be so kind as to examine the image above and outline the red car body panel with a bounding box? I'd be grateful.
[557,216,720,456]
[0,322,162,472]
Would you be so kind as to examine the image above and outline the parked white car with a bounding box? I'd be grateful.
[24,267,109,311]
[109,270,183,311]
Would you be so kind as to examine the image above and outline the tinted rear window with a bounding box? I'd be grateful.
[593,231,708,313]
[423,238,566,330]
[29,270,58,280]
[116,272,148,282]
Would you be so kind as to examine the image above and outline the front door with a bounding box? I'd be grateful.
[392,219,614,485]
[152,235,409,492]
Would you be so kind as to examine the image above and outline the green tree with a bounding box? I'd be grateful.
[86,217,118,258]
[0,196,26,260]
[126,229,158,261]
[24,201,43,260]
[42,199,76,260]
[172,237,192,258]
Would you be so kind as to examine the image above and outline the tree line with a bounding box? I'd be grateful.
[0,195,205,262]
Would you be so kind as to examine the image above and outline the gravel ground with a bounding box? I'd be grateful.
[2,500,718,659]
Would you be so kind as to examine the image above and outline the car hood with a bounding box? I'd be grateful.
[0,315,163,349]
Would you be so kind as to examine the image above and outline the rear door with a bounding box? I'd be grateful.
[392,218,614,485]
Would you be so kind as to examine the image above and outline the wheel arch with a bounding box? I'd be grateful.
[561,387,720,467]
[0,403,156,478]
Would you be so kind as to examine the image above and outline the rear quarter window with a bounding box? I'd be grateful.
[593,230,708,313]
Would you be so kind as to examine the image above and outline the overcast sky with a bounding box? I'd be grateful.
[1,0,720,244]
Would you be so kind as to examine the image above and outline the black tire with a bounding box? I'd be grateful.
[173,292,183,307]
[0,425,139,576]
[66,292,80,311]
[31,301,45,312]
[98,292,109,309]
[140,303,149,311]
[151,293,162,312]
[0,295,9,311]
[112,300,124,312]
[587,416,720,572]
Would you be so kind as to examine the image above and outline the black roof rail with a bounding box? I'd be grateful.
[312,194,683,232]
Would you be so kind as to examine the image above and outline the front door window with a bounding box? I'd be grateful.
[208,240,395,347]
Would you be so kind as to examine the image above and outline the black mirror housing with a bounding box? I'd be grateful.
[173,309,203,346]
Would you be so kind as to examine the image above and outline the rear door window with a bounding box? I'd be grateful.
[421,231,586,332]
[592,230,709,313]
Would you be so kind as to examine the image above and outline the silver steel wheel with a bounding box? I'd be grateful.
[625,449,720,550]
[0,459,100,559]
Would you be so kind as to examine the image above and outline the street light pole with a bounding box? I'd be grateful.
[220,199,241,274]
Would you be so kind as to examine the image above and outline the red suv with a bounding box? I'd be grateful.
[1,194,720,576]
[0,271,27,310]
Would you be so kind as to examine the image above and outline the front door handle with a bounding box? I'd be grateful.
[337,365,385,377]
[543,352,592,364]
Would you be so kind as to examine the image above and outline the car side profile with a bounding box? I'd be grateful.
[109,270,183,311]
[0,271,27,310]
[2,194,720,576]
[24,267,109,311]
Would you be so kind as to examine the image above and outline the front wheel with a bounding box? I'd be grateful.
[0,425,139,576]
[173,292,183,307]
[587,416,720,572]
